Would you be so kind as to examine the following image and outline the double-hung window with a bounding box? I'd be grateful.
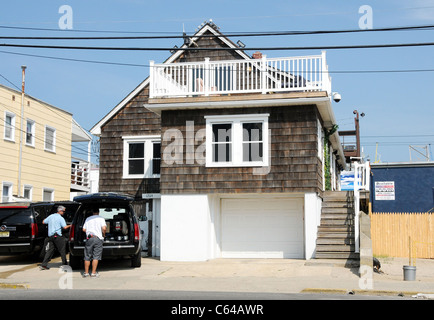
[211,123,232,163]
[45,126,56,152]
[26,120,35,147]
[205,114,269,167]
[43,188,54,201]
[2,182,12,203]
[123,136,161,178]
[4,112,15,142]
[151,142,161,175]
[23,185,33,201]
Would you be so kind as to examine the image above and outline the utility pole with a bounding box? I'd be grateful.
[17,65,26,198]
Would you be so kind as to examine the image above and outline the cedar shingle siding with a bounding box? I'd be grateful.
[160,105,323,195]
[99,86,161,198]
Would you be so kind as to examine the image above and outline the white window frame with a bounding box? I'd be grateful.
[2,182,13,203]
[25,119,35,147]
[205,114,269,167]
[23,185,33,201]
[44,125,56,153]
[122,135,161,179]
[42,188,54,201]
[4,111,15,142]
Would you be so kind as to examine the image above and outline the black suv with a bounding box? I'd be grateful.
[68,193,142,269]
[0,201,79,258]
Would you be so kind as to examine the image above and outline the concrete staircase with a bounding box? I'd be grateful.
[315,191,359,265]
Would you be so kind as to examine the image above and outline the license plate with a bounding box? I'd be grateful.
[0,232,9,238]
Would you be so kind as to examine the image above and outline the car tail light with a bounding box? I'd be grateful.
[31,223,38,239]
[134,223,140,242]
[69,224,75,241]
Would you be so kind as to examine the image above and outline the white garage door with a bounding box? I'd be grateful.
[221,198,304,259]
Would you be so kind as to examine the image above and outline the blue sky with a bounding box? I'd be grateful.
[1,0,434,163]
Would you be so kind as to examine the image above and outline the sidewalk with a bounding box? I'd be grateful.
[1,255,434,298]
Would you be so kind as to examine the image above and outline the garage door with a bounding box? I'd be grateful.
[221,198,304,259]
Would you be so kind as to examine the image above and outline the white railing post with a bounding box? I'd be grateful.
[149,60,155,98]
[320,51,331,95]
[365,162,371,191]
[261,55,267,94]
[204,58,210,97]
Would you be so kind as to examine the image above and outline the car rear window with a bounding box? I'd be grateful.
[78,206,130,221]
[0,208,32,224]
[98,208,128,220]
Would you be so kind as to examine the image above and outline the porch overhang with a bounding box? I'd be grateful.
[147,91,330,115]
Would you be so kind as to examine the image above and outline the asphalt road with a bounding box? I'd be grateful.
[0,288,411,300]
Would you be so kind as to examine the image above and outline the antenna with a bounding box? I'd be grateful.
[183,23,189,46]
[374,142,381,163]
[409,145,430,162]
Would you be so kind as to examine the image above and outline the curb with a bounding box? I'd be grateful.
[0,283,29,290]
[301,288,434,298]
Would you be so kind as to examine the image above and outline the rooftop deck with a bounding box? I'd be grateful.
[149,52,331,99]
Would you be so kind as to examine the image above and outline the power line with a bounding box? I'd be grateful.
[0,50,148,68]
[3,50,434,74]
[330,69,434,74]
[362,134,434,138]
[1,24,434,40]
[0,71,95,140]
[2,41,434,51]
[0,72,21,90]
[0,25,178,34]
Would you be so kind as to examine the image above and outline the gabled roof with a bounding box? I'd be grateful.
[90,21,250,136]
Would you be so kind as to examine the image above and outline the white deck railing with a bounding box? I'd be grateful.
[71,157,90,192]
[149,51,331,98]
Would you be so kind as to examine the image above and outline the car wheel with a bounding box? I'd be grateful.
[131,252,141,268]
[69,255,81,270]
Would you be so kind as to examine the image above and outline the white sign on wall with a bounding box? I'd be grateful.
[142,193,161,199]
[375,181,395,201]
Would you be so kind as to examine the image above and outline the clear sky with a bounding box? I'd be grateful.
[1,0,433,164]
